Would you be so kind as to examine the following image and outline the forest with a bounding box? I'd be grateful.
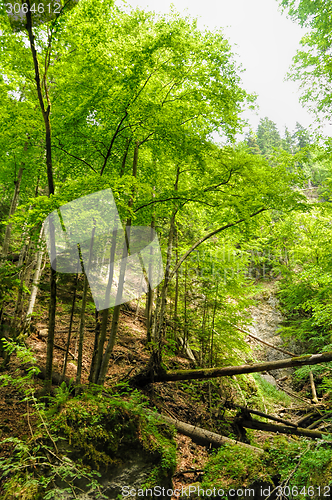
[1,0,332,498]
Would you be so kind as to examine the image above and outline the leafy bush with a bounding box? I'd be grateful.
[0,343,177,498]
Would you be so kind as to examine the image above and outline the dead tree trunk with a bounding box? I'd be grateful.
[131,351,332,386]
[241,419,327,440]
[309,371,319,404]
[233,404,297,427]
[154,414,263,454]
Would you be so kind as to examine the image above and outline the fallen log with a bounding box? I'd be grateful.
[295,411,319,427]
[154,413,263,454]
[241,419,329,439]
[279,386,311,404]
[307,412,332,430]
[54,343,75,360]
[131,351,332,386]
[226,325,295,357]
[233,404,297,428]
[309,371,319,404]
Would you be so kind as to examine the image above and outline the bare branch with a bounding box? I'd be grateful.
[52,145,97,173]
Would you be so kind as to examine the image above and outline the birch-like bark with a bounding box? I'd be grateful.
[1,165,24,258]
[24,227,45,330]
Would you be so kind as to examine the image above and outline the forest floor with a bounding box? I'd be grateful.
[0,280,325,495]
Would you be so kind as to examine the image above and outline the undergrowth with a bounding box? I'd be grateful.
[0,341,176,499]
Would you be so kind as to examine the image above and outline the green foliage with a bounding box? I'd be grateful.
[202,443,271,492]
[251,373,292,407]
[263,435,332,497]
[256,117,281,160]
[200,436,332,500]
[0,342,176,497]
[0,261,22,309]
[48,385,176,475]
[279,0,332,124]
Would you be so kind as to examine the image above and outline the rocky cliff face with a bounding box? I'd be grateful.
[247,289,294,384]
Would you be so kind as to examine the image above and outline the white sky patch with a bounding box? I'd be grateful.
[117,0,332,137]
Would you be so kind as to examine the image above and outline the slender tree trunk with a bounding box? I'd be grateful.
[210,284,218,368]
[75,272,89,389]
[173,227,179,338]
[134,273,144,322]
[89,223,118,383]
[146,214,155,343]
[76,224,96,389]
[152,166,180,345]
[2,165,24,258]
[25,4,56,393]
[96,141,139,386]
[24,226,44,331]
[182,261,188,351]
[61,273,78,381]
[88,309,101,383]
[201,296,207,366]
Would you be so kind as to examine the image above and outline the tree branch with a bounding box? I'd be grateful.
[52,145,97,173]
[168,207,267,283]
[100,111,128,176]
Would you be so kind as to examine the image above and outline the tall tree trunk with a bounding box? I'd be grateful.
[96,141,139,386]
[24,226,44,332]
[173,227,179,339]
[183,261,188,349]
[201,295,207,366]
[25,4,56,393]
[61,273,79,381]
[146,216,155,344]
[76,224,96,389]
[88,309,101,383]
[89,222,118,383]
[75,271,89,390]
[152,166,180,345]
[210,284,218,368]
[2,165,24,258]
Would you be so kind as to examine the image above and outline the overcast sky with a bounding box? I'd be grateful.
[116,0,325,138]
